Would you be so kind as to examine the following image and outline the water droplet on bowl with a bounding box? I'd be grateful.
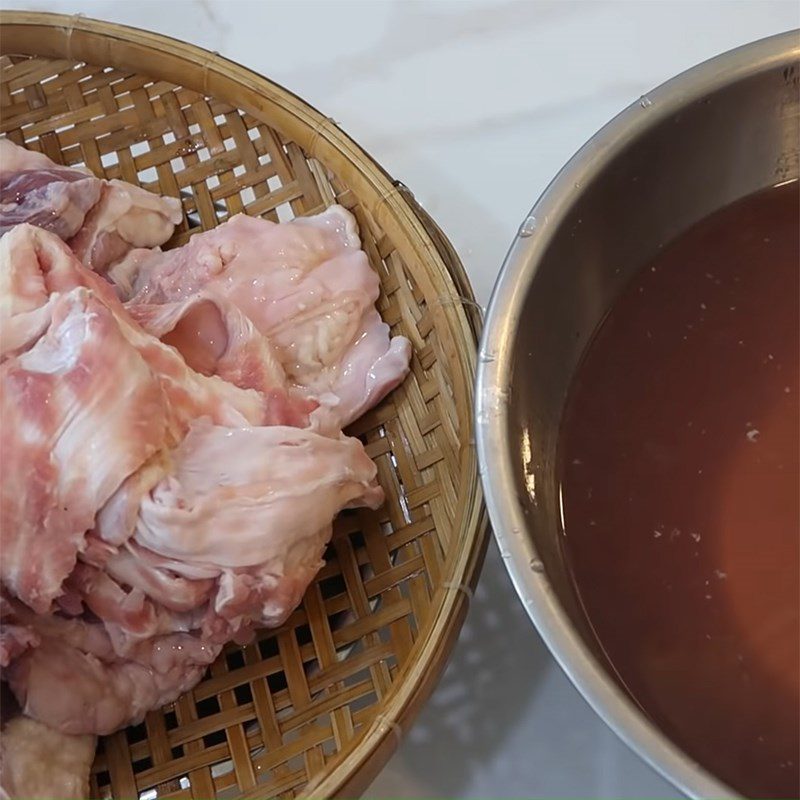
[640,95,653,108]
[530,559,544,573]
[518,215,537,238]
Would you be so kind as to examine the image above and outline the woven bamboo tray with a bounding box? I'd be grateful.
[0,11,487,800]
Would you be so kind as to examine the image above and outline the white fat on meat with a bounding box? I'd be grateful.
[0,139,102,242]
[0,288,167,613]
[128,292,316,427]
[4,604,219,735]
[0,223,119,360]
[0,139,182,272]
[0,715,95,800]
[68,179,182,272]
[127,207,411,430]
[134,421,383,628]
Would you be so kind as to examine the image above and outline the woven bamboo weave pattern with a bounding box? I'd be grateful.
[0,12,486,800]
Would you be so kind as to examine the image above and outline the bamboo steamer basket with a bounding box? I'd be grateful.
[0,12,487,800]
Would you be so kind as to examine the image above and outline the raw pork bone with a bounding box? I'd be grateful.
[0,225,295,614]
[0,222,121,360]
[124,206,412,432]
[0,288,167,613]
[0,138,182,272]
[4,423,383,735]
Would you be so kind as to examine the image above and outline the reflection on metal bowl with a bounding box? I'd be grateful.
[476,31,800,800]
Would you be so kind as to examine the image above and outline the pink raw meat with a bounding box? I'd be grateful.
[128,293,316,427]
[0,200,407,755]
[126,207,411,430]
[4,603,219,735]
[0,289,167,613]
[0,223,119,360]
[134,421,383,630]
[0,140,102,241]
[68,180,182,272]
[0,139,182,272]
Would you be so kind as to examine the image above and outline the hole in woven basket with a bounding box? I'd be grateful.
[295,623,312,646]
[388,451,413,525]
[163,710,178,730]
[349,530,366,551]
[170,745,183,760]
[225,648,245,671]
[94,769,110,788]
[130,141,149,158]
[138,166,159,186]
[202,729,227,748]
[266,671,288,694]
[257,635,279,660]
[266,175,282,192]
[125,722,147,744]
[195,695,221,718]
[233,683,253,705]
[240,186,257,208]
[100,151,118,170]
[318,573,347,600]
[277,203,295,222]
[132,756,153,773]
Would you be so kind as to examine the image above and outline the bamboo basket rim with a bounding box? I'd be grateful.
[0,11,488,799]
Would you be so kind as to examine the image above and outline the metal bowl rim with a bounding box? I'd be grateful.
[475,29,800,800]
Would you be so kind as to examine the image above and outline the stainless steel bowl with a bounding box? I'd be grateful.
[476,31,800,799]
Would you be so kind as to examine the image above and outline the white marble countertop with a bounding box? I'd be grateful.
[8,1,798,797]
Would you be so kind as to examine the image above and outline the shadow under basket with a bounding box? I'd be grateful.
[0,12,487,800]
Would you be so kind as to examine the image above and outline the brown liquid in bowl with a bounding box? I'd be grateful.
[558,182,799,798]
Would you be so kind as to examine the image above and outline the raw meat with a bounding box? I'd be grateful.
[69,180,183,272]
[0,715,95,800]
[0,140,102,241]
[0,190,407,771]
[0,598,38,669]
[4,420,383,732]
[126,207,411,430]
[0,288,167,613]
[135,421,384,629]
[4,602,219,735]
[128,292,317,426]
[0,223,120,360]
[0,139,182,272]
